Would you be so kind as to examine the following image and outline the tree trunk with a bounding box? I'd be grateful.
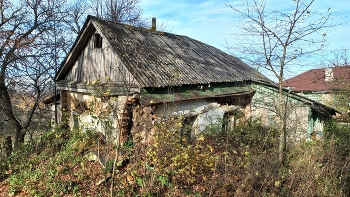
[0,73,24,150]
[278,79,287,165]
[14,128,26,149]
[4,136,12,158]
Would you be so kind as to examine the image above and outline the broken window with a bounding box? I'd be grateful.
[214,93,253,107]
[222,111,235,132]
[222,110,244,132]
[94,33,103,48]
[181,115,197,141]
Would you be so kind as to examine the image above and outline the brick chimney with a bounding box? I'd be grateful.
[325,68,334,82]
[151,17,156,31]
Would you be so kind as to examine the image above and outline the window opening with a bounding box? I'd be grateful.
[94,33,103,48]
[222,110,244,132]
[181,115,197,142]
[222,111,235,132]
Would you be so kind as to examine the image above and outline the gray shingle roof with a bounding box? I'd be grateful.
[91,16,272,87]
[56,16,273,87]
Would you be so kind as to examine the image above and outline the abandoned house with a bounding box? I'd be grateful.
[51,15,337,144]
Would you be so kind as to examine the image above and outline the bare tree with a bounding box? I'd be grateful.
[91,0,146,26]
[226,0,342,163]
[0,0,65,148]
[328,48,349,66]
[64,0,91,35]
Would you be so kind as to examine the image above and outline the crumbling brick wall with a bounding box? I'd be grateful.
[130,105,156,144]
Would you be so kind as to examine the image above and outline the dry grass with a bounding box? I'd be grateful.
[0,120,349,196]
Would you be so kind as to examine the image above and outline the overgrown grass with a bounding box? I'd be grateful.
[0,126,109,196]
[115,119,350,196]
[1,120,350,196]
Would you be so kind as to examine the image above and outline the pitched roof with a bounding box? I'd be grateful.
[282,66,350,92]
[56,15,273,87]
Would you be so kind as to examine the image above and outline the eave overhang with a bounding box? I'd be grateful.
[139,83,254,106]
[56,80,140,96]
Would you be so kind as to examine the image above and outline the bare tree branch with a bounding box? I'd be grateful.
[225,0,343,163]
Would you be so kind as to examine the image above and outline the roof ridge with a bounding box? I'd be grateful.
[285,65,350,81]
[89,15,187,39]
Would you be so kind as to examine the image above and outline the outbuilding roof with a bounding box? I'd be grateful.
[283,66,350,92]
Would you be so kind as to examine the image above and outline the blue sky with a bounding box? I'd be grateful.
[140,0,350,79]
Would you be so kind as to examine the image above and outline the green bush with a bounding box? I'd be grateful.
[4,125,100,196]
[324,121,350,157]
[2,119,350,196]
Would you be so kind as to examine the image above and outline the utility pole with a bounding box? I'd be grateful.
[52,0,58,124]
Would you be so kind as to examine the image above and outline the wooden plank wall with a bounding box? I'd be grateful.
[65,30,138,85]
